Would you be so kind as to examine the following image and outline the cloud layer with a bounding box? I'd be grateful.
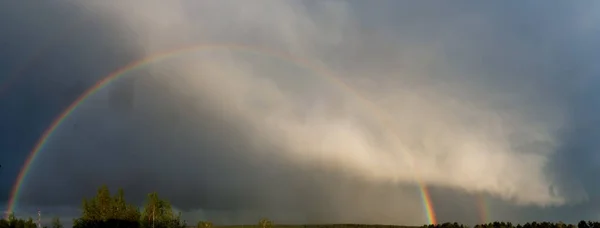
[2,0,600,225]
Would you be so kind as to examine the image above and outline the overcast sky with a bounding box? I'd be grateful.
[1,0,600,226]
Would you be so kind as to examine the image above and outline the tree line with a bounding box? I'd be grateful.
[2,185,600,228]
[425,221,600,228]
[0,185,274,228]
[1,185,186,228]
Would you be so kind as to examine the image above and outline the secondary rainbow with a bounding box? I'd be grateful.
[6,43,438,224]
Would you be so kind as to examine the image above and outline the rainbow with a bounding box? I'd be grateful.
[419,184,437,225]
[477,193,489,224]
[5,43,438,224]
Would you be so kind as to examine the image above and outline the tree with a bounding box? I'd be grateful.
[51,217,63,228]
[198,221,213,228]
[113,188,141,222]
[140,192,185,228]
[7,213,16,222]
[74,185,140,228]
[259,218,273,228]
[95,185,113,221]
[0,219,8,228]
[24,217,36,228]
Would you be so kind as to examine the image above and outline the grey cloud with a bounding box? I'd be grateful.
[3,0,600,225]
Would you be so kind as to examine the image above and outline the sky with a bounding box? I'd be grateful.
[1,0,600,226]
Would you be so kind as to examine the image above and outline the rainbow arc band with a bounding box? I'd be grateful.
[5,43,438,224]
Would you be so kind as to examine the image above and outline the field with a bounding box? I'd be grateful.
[216,225,419,228]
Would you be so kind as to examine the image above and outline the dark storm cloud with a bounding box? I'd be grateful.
[2,0,600,225]
[0,0,143,210]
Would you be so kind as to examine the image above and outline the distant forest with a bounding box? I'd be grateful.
[2,185,600,228]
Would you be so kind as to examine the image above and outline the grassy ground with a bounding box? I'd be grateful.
[216,225,420,228]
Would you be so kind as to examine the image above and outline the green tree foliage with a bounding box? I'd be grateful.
[51,217,62,228]
[259,218,273,228]
[25,218,36,228]
[198,221,213,228]
[140,192,186,228]
[73,185,141,228]
[0,214,36,228]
